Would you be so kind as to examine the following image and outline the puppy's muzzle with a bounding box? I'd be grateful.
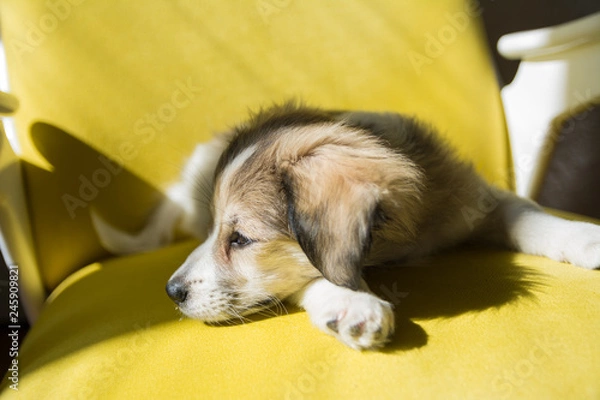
[166,279,188,304]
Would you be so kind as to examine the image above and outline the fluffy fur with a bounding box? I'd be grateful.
[93,102,600,350]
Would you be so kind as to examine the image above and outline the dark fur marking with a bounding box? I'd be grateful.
[327,319,339,333]
[349,323,365,338]
[215,101,340,180]
[282,170,321,269]
[282,166,369,291]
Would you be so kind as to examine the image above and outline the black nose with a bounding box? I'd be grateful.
[166,279,188,304]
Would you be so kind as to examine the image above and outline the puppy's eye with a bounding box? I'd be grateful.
[229,231,252,248]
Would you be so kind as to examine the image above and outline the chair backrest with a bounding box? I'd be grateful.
[0,0,511,313]
[1,103,44,321]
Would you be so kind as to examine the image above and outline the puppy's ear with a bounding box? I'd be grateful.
[280,140,399,290]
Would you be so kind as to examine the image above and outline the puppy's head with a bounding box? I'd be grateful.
[166,104,422,322]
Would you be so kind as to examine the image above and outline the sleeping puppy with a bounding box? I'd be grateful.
[93,102,600,350]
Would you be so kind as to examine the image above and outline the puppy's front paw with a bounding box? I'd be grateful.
[311,290,395,350]
[562,222,600,269]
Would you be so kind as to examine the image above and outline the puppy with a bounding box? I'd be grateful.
[93,102,600,350]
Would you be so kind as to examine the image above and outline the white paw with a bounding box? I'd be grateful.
[558,222,600,269]
[310,290,395,350]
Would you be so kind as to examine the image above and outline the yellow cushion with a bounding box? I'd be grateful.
[2,240,599,398]
[1,0,509,291]
[7,1,596,399]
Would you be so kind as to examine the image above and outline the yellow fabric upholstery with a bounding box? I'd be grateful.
[3,241,600,399]
[1,1,599,399]
[1,0,509,291]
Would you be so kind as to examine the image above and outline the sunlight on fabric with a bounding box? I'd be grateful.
[0,37,20,154]
[46,263,103,304]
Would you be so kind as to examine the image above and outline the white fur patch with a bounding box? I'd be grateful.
[292,279,395,350]
[506,205,600,269]
[219,144,258,188]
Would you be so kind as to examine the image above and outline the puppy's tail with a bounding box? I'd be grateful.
[91,186,185,255]
[91,136,230,255]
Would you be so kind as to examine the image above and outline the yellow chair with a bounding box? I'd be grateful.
[1,1,599,398]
